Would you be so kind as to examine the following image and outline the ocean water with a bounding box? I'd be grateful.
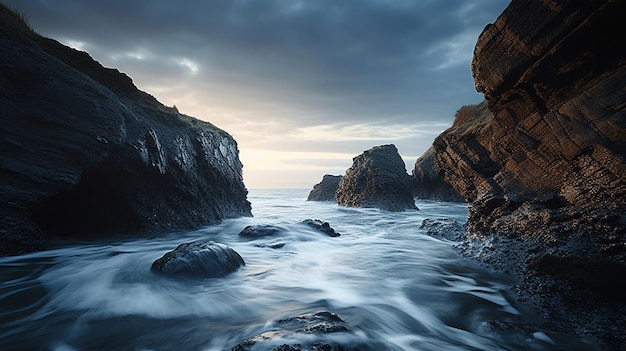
[0,189,596,350]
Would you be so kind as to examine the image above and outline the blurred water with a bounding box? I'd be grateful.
[0,189,596,350]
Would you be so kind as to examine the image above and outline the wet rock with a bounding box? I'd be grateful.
[231,311,380,351]
[261,242,286,249]
[301,219,341,237]
[420,218,467,242]
[307,175,343,202]
[239,225,282,239]
[151,240,244,278]
[0,5,251,255]
[527,254,626,302]
[336,144,417,212]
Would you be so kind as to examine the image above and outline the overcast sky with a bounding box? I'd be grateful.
[5,0,510,188]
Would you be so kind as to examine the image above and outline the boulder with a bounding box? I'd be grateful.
[301,219,340,237]
[336,144,417,212]
[307,174,342,201]
[231,311,381,351]
[0,5,251,254]
[151,240,244,278]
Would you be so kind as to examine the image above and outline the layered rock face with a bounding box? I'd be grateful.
[411,146,464,202]
[431,1,626,345]
[336,144,416,211]
[434,0,626,240]
[306,174,342,201]
[0,6,251,254]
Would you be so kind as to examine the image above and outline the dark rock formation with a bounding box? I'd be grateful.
[336,144,417,212]
[411,147,464,202]
[434,0,626,238]
[231,311,382,351]
[0,5,251,254]
[238,225,282,239]
[301,219,341,237]
[420,218,467,242]
[428,0,626,347]
[151,240,244,278]
[307,174,343,201]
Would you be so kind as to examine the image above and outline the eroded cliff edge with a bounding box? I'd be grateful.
[436,0,626,246]
[429,0,625,346]
[0,6,252,254]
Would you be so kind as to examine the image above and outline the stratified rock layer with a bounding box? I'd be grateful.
[434,0,626,239]
[336,145,416,212]
[430,0,626,347]
[0,5,251,254]
[307,174,343,201]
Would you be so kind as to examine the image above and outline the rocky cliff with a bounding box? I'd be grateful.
[434,0,626,241]
[429,0,626,346]
[336,144,416,212]
[411,146,464,202]
[0,5,251,254]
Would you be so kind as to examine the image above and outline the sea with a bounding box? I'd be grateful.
[0,189,597,350]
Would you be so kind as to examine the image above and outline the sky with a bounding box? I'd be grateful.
[5,0,510,188]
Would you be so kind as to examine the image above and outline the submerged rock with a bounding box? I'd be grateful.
[0,5,251,255]
[307,174,343,201]
[231,311,381,351]
[241,226,287,248]
[151,240,244,278]
[238,225,282,239]
[301,219,341,237]
[336,144,417,212]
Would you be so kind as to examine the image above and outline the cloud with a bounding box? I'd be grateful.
[293,122,449,142]
[9,0,508,117]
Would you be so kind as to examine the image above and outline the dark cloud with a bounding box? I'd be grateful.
[7,0,508,119]
[4,0,510,187]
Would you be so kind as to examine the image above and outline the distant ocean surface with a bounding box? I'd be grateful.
[0,189,596,350]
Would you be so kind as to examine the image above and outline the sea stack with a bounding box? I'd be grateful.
[307,174,343,201]
[336,144,416,212]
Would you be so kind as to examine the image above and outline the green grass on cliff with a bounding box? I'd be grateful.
[450,100,492,135]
